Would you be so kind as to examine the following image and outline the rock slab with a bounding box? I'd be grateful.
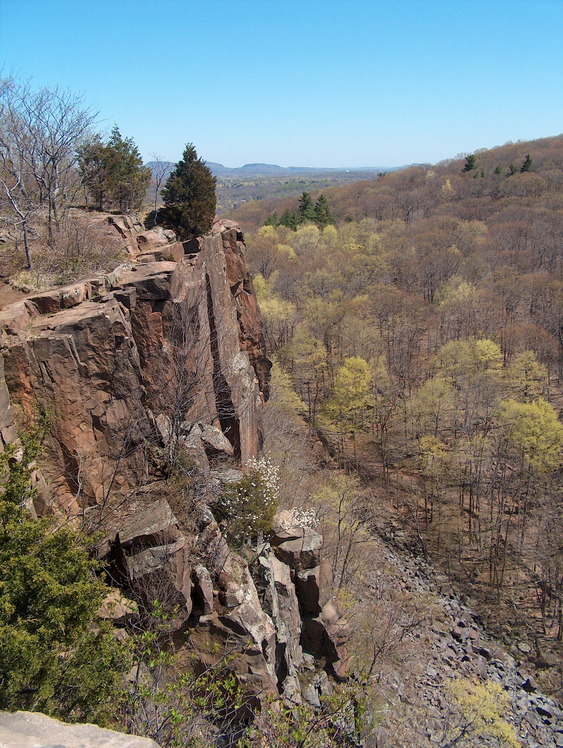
[0,711,160,747]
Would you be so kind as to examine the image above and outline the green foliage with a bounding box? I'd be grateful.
[266,194,333,231]
[105,127,152,213]
[446,678,520,747]
[435,338,502,386]
[0,433,126,722]
[216,457,280,545]
[253,273,297,351]
[298,191,315,221]
[498,397,563,474]
[506,350,547,402]
[161,143,217,239]
[242,679,369,747]
[119,601,249,747]
[313,194,333,227]
[520,153,533,172]
[462,154,476,172]
[322,356,373,435]
[79,126,151,212]
[278,208,300,230]
[408,376,456,437]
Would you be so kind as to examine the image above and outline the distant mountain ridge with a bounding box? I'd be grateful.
[146,160,409,178]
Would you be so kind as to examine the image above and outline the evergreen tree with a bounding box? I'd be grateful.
[0,433,126,722]
[520,154,533,172]
[462,154,476,172]
[313,194,333,227]
[298,191,315,221]
[105,126,151,213]
[161,143,216,240]
[78,135,109,211]
[79,127,150,213]
[278,208,300,230]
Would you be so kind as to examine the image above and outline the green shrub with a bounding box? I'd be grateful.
[0,432,127,723]
[217,458,279,545]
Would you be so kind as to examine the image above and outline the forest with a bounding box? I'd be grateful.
[232,135,563,690]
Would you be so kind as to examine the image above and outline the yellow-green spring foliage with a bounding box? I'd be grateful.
[447,677,520,747]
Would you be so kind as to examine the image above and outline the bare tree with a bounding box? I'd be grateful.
[0,76,97,264]
[149,152,170,216]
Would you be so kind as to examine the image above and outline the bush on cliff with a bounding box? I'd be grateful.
[160,143,217,239]
[0,432,126,723]
[216,457,279,545]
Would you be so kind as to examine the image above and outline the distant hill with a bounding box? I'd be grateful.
[228,134,563,228]
[146,161,408,179]
[145,160,412,214]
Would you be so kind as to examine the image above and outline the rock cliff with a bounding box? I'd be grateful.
[0,220,348,713]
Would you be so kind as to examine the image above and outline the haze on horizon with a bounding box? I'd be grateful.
[1,0,562,169]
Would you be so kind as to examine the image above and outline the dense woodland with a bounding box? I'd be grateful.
[233,136,563,677]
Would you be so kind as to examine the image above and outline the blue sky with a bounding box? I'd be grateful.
[1,0,562,168]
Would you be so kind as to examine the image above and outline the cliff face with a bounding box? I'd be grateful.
[0,222,349,708]
[0,226,270,509]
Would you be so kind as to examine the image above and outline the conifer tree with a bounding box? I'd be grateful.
[105,126,151,213]
[161,143,216,239]
[278,208,299,230]
[313,194,333,227]
[462,154,476,172]
[79,126,150,212]
[520,154,533,172]
[298,191,315,221]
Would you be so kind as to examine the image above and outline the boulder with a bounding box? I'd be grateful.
[136,227,175,254]
[0,711,159,747]
[117,499,181,549]
[301,599,351,680]
[199,423,235,456]
[124,536,193,621]
[192,564,214,615]
[270,523,323,571]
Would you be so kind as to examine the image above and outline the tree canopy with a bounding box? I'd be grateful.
[79,126,150,213]
[160,143,217,239]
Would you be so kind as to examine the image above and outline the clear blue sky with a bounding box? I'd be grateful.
[1,0,562,168]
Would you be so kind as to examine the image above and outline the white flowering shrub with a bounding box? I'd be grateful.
[218,457,279,545]
[288,506,319,529]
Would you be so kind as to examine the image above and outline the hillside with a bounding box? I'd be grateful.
[230,134,563,229]
[232,134,563,708]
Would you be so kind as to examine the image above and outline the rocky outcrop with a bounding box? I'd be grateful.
[100,498,348,703]
[0,711,160,747]
[0,221,345,714]
[0,225,270,510]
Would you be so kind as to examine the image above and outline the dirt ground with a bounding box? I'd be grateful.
[0,280,27,310]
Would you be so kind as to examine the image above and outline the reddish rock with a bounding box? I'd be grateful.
[0,228,270,509]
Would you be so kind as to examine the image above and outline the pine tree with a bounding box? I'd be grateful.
[520,154,533,172]
[79,127,150,213]
[105,126,151,213]
[278,208,299,230]
[161,143,216,240]
[313,194,333,227]
[298,191,315,221]
[462,154,476,172]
